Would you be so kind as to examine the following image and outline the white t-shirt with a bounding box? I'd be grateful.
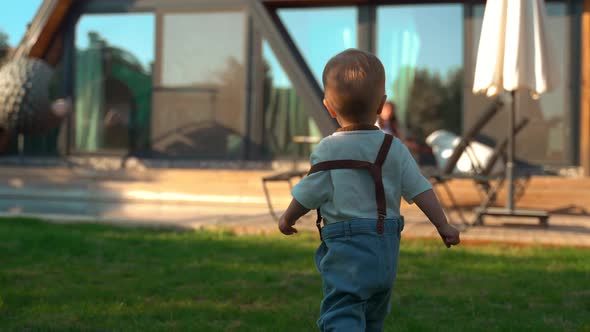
[292,130,432,224]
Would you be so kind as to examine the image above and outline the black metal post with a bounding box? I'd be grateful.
[358,4,376,54]
[474,91,549,226]
[507,90,516,211]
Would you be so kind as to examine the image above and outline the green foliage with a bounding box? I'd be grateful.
[0,30,9,63]
[0,218,588,331]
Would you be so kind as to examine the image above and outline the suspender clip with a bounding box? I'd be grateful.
[316,209,323,241]
[377,213,386,234]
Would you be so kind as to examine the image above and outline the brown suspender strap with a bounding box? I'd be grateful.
[308,160,372,175]
[307,134,393,239]
[375,135,393,166]
[308,160,372,239]
[372,134,393,233]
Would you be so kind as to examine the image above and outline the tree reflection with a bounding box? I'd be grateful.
[400,67,463,143]
[0,31,9,65]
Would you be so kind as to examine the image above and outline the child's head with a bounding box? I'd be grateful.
[322,49,386,125]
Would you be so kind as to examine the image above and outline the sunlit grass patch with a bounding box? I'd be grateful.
[0,218,588,331]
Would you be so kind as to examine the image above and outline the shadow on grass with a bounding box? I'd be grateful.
[0,218,588,332]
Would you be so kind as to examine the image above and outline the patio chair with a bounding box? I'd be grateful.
[424,98,533,226]
[470,133,555,226]
[262,136,320,220]
[262,170,307,220]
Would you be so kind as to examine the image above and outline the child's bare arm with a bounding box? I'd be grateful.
[412,189,447,227]
[413,189,460,248]
[278,199,310,235]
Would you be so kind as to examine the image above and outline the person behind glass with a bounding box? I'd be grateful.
[377,101,426,163]
[278,49,460,332]
[376,100,401,138]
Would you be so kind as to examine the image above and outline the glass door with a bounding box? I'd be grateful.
[74,13,155,155]
[152,10,248,159]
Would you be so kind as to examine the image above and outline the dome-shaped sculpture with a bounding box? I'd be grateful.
[0,57,60,134]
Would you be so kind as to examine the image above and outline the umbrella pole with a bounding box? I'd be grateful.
[507,90,516,212]
[474,90,549,227]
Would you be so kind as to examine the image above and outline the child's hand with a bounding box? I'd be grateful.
[436,223,460,248]
[278,215,298,235]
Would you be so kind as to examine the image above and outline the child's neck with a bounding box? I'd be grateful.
[339,119,377,128]
[338,123,379,132]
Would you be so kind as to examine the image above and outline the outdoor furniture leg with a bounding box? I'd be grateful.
[261,171,308,221]
[432,185,453,222]
[441,181,469,225]
[262,179,279,221]
[473,176,505,225]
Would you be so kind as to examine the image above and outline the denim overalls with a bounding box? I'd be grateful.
[308,128,404,332]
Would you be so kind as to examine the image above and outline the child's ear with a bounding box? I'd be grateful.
[376,95,387,114]
[323,98,338,119]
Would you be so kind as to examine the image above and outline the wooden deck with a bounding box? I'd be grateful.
[431,177,590,215]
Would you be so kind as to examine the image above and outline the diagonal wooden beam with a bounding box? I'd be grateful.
[248,0,338,136]
[13,0,74,60]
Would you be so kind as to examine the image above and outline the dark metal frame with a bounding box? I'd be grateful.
[61,3,79,156]
[358,4,377,53]
[569,0,582,166]
[263,0,486,8]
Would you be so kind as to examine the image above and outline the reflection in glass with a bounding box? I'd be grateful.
[3,62,63,156]
[152,12,246,159]
[255,41,320,159]
[278,7,357,84]
[377,4,463,148]
[161,13,245,87]
[467,3,572,165]
[75,14,154,153]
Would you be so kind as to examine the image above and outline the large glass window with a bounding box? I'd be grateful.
[67,1,578,167]
[75,14,154,154]
[377,4,463,145]
[251,40,320,159]
[376,2,575,166]
[278,7,358,84]
[466,2,574,166]
[152,11,247,159]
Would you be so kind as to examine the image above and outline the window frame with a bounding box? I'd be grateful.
[63,0,580,166]
[70,10,157,156]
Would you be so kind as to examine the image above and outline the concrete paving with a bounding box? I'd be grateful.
[2,193,589,248]
[0,165,588,248]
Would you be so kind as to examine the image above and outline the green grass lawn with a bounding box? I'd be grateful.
[0,218,588,331]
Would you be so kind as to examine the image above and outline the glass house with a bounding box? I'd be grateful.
[4,0,589,175]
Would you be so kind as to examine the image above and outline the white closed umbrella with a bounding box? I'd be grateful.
[472,0,557,223]
[473,0,557,97]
